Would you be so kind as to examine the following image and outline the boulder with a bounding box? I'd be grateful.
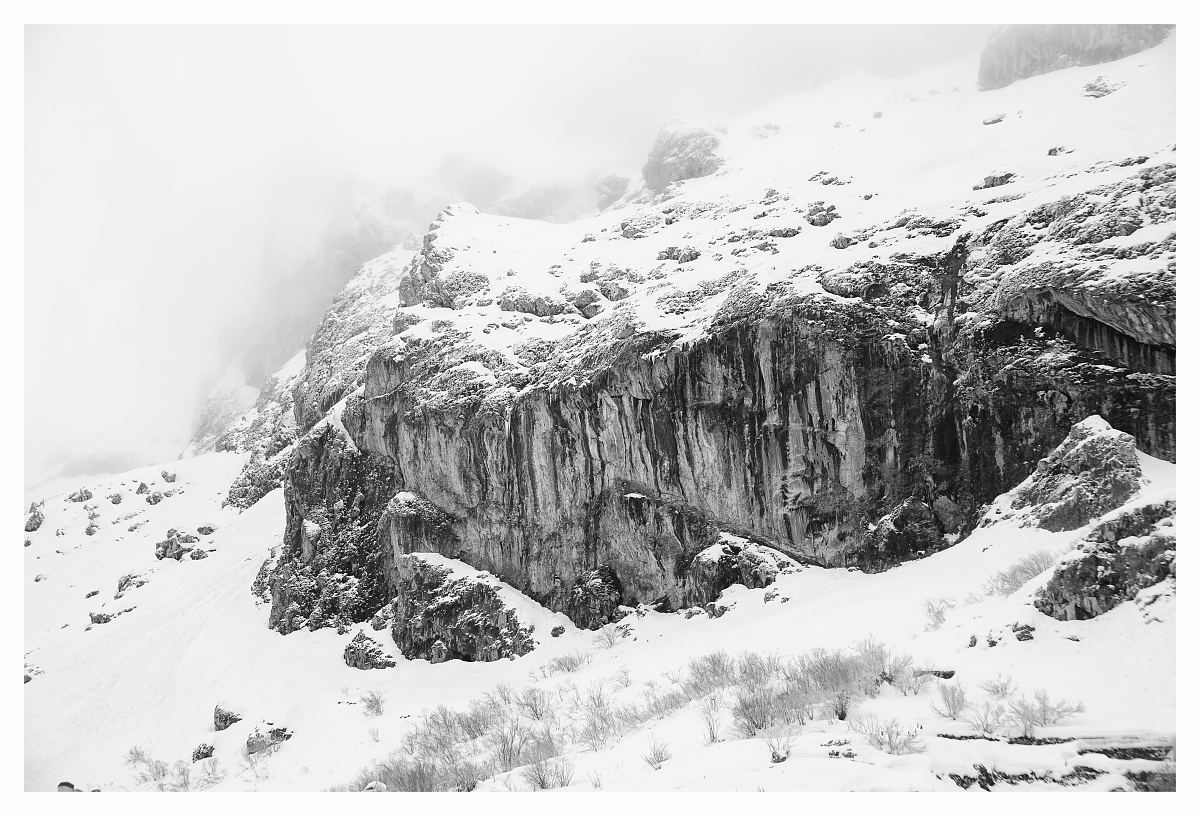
[197,525,217,535]
[24,503,44,532]
[66,488,92,503]
[161,470,177,483]
[136,482,149,495]
[245,724,292,755]
[213,705,242,732]
[863,498,946,568]
[566,566,624,630]
[343,631,397,670]
[1005,416,1142,532]
[683,537,798,607]
[191,744,214,762]
[108,493,123,505]
[146,492,163,505]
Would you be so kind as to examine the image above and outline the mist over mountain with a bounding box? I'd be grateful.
[25,24,990,487]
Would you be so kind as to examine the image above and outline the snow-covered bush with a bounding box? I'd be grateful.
[978,674,1016,699]
[965,701,1009,736]
[985,550,1058,596]
[849,716,925,755]
[484,714,530,772]
[760,726,794,763]
[360,690,385,717]
[930,681,968,720]
[1007,689,1085,737]
[543,650,591,675]
[730,681,779,737]
[923,597,956,630]
[594,626,623,649]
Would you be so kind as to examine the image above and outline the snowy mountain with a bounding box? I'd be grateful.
[24,30,1175,792]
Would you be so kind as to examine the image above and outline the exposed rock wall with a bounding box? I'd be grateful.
[978,25,1172,91]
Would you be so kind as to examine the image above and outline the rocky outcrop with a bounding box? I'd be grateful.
[642,121,723,190]
[391,554,535,663]
[66,488,92,503]
[978,25,1172,91]
[683,536,798,607]
[1004,417,1142,532]
[1034,501,1175,620]
[343,631,396,670]
[863,498,947,567]
[596,173,631,211]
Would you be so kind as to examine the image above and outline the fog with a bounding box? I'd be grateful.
[24,24,990,487]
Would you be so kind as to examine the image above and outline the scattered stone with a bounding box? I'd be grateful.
[161,470,177,483]
[136,482,149,495]
[982,114,1006,125]
[1047,145,1073,156]
[657,246,701,263]
[197,525,216,535]
[108,493,123,505]
[66,488,92,503]
[550,626,565,638]
[343,631,397,670]
[973,172,1017,190]
[85,590,99,599]
[89,612,112,625]
[189,549,209,560]
[34,574,48,583]
[830,234,853,249]
[146,492,163,505]
[85,523,99,536]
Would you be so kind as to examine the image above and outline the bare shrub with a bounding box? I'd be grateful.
[486,714,530,772]
[610,667,633,689]
[578,682,619,751]
[642,686,689,721]
[979,674,1016,699]
[517,687,553,720]
[367,727,381,743]
[685,650,737,696]
[457,698,500,740]
[965,701,1008,735]
[737,652,782,686]
[489,682,515,706]
[760,727,794,763]
[642,734,672,770]
[924,597,956,630]
[196,757,226,789]
[521,756,575,790]
[346,750,444,792]
[730,681,780,737]
[849,716,925,755]
[589,771,603,789]
[892,665,932,696]
[1008,689,1084,737]
[406,706,463,767]
[984,550,1058,596]
[125,746,170,789]
[545,650,591,675]
[930,681,968,719]
[360,690,385,717]
[697,692,725,743]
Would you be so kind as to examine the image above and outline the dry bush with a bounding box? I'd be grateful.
[521,756,575,790]
[685,650,737,696]
[610,667,633,689]
[345,750,445,792]
[1008,689,1084,737]
[360,689,385,717]
[760,726,794,763]
[849,716,925,755]
[979,674,1016,699]
[125,746,171,789]
[892,665,932,697]
[924,597,956,630]
[965,701,1008,735]
[984,550,1058,596]
[930,681,968,720]
[457,698,500,740]
[736,652,782,686]
[485,714,531,772]
[517,687,553,720]
[642,734,672,770]
[544,651,591,675]
[730,681,780,737]
[697,692,725,743]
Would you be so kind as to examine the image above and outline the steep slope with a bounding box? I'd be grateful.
[268,39,1174,636]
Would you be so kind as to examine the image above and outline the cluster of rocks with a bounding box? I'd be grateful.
[154,528,211,561]
[343,631,397,670]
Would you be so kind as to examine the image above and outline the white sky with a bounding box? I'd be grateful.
[24,24,990,486]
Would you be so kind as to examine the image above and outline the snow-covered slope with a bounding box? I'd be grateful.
[23,416,1174,791]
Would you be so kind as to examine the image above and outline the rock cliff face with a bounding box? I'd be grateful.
[259,41,1175,642]
[978,25,1173,91]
